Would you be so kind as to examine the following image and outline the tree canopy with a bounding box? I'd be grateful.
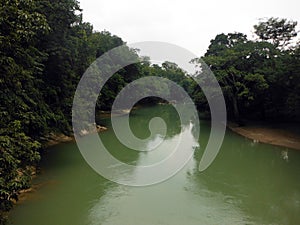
[0,1,299,223]
[254,17,298,49]
[193,18,299,122]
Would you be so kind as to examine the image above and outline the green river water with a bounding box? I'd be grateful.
[10,105,300,225]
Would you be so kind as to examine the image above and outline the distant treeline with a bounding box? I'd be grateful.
[0,0,299,223]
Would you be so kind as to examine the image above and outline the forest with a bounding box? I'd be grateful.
[0,0,299,223]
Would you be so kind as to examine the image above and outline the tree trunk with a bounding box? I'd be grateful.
[232,96,243,125]
[260,103,266,120]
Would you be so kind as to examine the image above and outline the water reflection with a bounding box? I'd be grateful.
[87,106,201,224]
[281,150,289,162]
[191,126,300,225]
[87,108,300,225]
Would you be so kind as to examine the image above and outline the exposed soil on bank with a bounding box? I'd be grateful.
[227,121,300,150]
[14,180,59,205]
[43,133,74,148]
[98,108,133,119]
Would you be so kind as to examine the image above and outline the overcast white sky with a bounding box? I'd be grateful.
[80,0,300,56]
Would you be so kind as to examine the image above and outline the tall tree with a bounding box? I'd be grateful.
[0,0,49,222]
[36,0,83,132]
[254,17,298,49]
[195,33,269,122]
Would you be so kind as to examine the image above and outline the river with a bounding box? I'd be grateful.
[10,105,300,225]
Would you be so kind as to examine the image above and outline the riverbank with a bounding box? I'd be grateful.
[10,108,143,212]
[15,123,109,206]
[43,133,74,148]
[227,121,300,150]
[98,108,134,119]
[13,134,74,206]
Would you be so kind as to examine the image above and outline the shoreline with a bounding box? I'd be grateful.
[43,133,74,148]
[15,123,109,205]
[227,121,300,151]
[14,133,75,206]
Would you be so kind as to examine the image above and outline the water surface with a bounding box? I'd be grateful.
[10,105,300,225]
